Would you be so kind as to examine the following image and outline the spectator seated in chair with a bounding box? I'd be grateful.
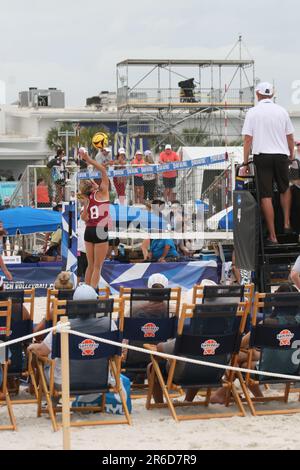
[33,271,74,336]
[28,283,117,390]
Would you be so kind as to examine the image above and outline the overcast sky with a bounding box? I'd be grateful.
[1,0,300,109]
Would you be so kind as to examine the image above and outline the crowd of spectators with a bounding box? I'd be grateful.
[93,143,181,205]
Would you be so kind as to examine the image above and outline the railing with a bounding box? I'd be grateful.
[10,165,52,208]
[117,87,254,108]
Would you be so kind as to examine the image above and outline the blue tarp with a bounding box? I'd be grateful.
[0,205,165,236]
[218,209,233,230]
[109,204,166,230]
[0,207,62,235]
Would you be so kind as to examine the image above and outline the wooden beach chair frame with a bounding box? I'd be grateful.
[35,298,131,431]
[242,292,300,416]
[192,283,254,311]
[119,287,181,398]
[0,300,17,431]
[46,286,111,322]
[0,288,38,405]
[145,300,249,421]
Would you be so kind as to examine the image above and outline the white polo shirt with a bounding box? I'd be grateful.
[242,99,294,156]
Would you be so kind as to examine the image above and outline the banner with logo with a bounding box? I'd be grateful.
[78,153,227,180]
[100,260,218,294]
[2,260,218,296]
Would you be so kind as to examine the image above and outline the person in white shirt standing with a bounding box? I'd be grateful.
[290,255,300,290]
[242,82,295,244]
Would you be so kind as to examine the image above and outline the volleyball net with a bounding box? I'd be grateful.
[77,152,235,242]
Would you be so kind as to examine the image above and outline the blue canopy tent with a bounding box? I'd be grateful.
[0,204,166,237]
[0,207,62,235]
[109,204,167,230]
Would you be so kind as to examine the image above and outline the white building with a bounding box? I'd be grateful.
[1,88,300,180]
[0,90,119,179]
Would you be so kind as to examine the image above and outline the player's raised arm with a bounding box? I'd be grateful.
[79,149,109,188]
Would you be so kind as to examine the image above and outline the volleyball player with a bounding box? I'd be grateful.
[79,149,110,290]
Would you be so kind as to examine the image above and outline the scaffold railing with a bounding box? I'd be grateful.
[117,87,254,109]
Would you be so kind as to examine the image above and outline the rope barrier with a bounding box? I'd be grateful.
[1,324,300,383]
[0,324,65,349]
[68,329,300,383]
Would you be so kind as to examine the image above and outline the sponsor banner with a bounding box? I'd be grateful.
[2,260,218,296]
[1,265,61,296]
[100,260,218,294]
[78,153,227,180]
[3,256,22,265]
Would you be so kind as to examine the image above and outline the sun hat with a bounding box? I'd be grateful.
[148,273,169,288]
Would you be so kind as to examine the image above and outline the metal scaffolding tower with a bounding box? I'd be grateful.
[116,56,255,151]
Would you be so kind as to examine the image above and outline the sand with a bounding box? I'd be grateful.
[2,398,300,450]
[1,296,300,450]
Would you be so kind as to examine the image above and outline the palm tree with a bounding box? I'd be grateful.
[47,124,112,156]
[46,123,77,152]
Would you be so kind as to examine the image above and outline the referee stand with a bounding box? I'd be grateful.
[233,161,300,292]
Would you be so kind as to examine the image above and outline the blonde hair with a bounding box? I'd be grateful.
[145,154,154,164]
[79,180,94,197]
[54,271,74,290]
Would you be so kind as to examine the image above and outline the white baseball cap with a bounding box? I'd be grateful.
[165,144,172,150]
[135,150,143,155]
[118,147,126,154]
[73,283,98,301]
[200,279,218,287]
[144,150,152,157]
[148,273,169,288]
[255,82,274,96]
[104,147,111,152]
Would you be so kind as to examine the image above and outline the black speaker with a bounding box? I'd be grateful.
[233,191,260,271]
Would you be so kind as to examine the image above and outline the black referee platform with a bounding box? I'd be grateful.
[233,162,300,292]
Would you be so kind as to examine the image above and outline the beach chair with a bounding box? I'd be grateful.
[192,283,254,309]
[46,286,110,325]
[0,289,37,403]
[0,299,17,431]
[34,298,131,431]
[145,301,248,421]
[242,292,300,416]
[119,287,181,394]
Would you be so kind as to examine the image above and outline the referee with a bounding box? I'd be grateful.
[242,82,295,244]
